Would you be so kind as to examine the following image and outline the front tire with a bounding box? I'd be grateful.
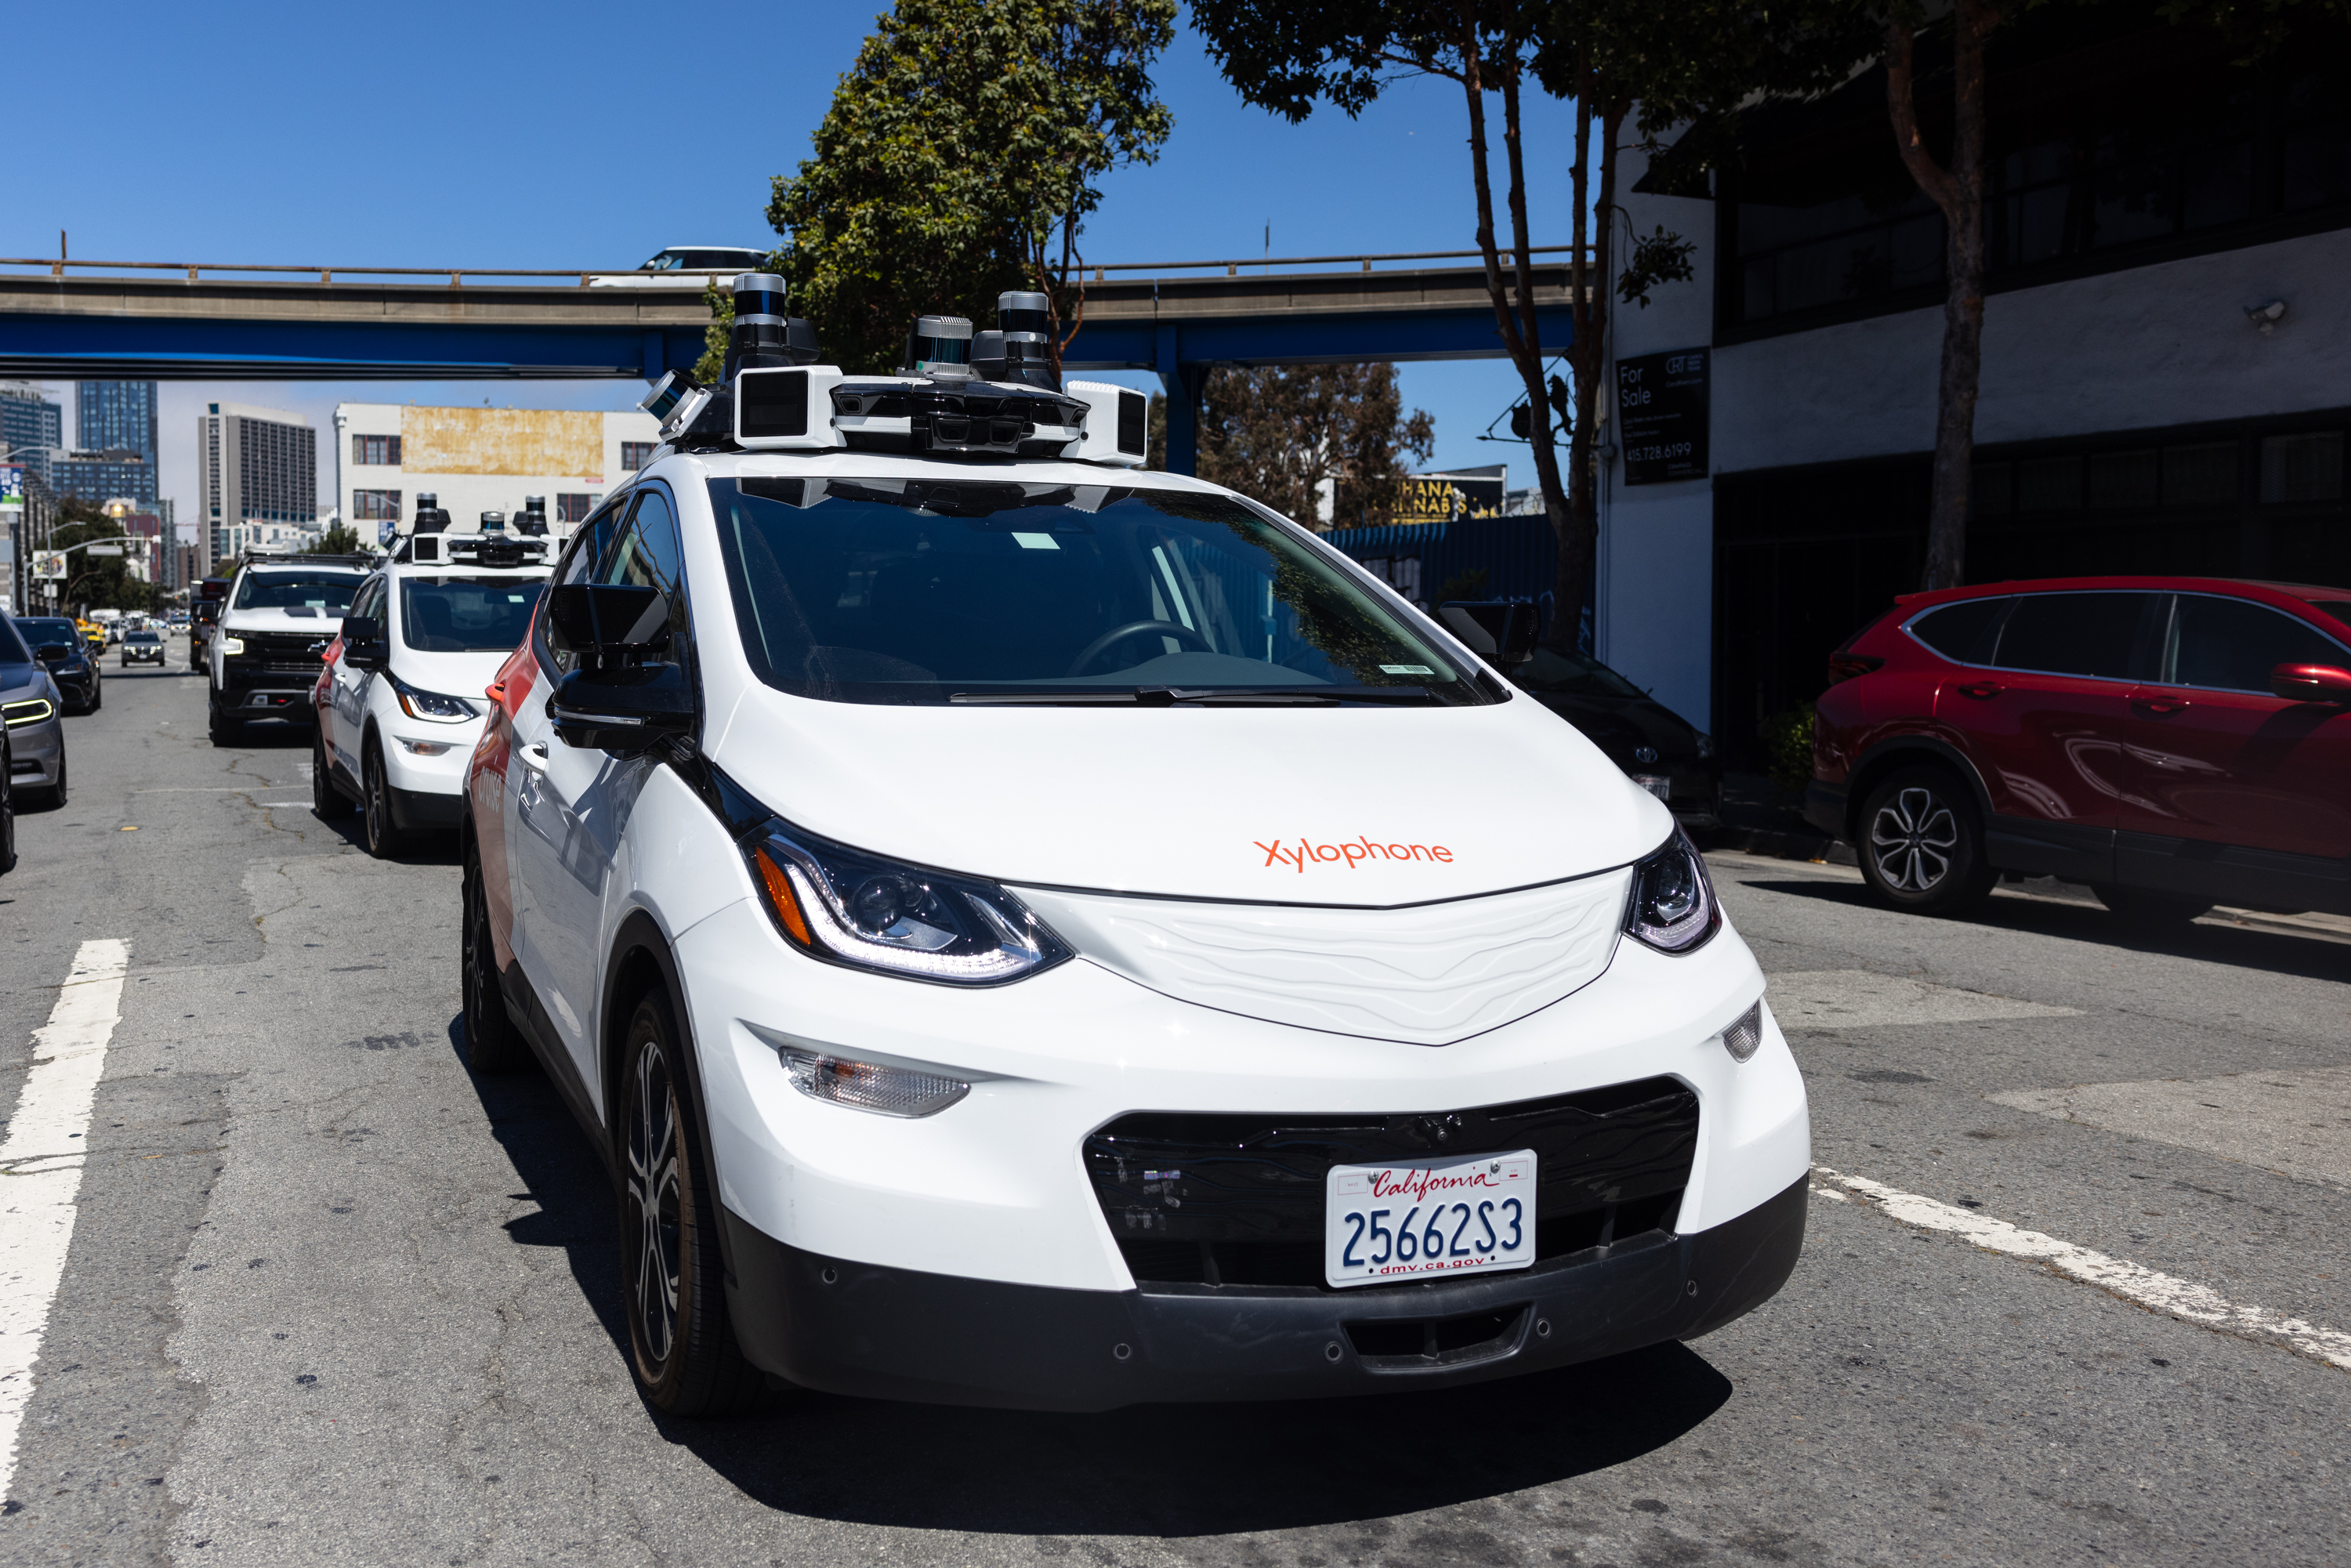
[618,992,761,1417]
[2093,884,2212,927]
[31,755,67,811]
[208,693,239,746]
[460,838,527,1074]
[1856,766,1994,915]
[361,741,404,859]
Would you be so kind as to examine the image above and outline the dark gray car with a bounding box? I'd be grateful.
[1,616,67,807]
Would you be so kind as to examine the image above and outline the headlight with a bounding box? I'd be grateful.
[1623,828,1720,954]
[744,820,1070,985]
[2,697,56,728]
[393,676,478,722]
[219,636,245,656]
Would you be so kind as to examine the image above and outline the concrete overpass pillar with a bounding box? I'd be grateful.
[1154,325,1207,476]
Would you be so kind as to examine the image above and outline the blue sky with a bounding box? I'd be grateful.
[9,2,1588,522]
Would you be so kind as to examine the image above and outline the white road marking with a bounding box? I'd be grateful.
[0,940,132,1502]
[1768,969,2078,1030]
[1991,1068,2351,1191]
[1813,1164,2351,1371]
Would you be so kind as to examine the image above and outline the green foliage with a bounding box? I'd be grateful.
[50,499,154,613]
[694,278,735,386]
[1760,703,1817,798]
[306,525,366,556]
[769,0,1175,374]
[1196,364,1436,527]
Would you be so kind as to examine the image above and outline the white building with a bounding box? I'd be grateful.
[333,404,661,541]
[197,401,317,564]
[1600,11,2349,762]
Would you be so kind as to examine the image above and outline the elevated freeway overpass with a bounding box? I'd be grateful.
[0,249,1579,472]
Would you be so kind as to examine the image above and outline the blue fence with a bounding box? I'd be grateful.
[1324,515,1577,645]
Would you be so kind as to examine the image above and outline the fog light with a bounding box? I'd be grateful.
[777,1045,970,1118]
[1722,1000,1764,1063]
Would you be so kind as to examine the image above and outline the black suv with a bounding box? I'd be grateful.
[12,617,100,714]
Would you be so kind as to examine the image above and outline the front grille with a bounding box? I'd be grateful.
[1086,1077,1699,1292]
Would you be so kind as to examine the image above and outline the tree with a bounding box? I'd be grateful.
[50,500,153,614]
[305,524,366,556]
[1880,0,2002,590]
[1183,364,1436,527]
[764,0,1175,375]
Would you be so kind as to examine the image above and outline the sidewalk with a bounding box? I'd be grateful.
[1697,771,1856,867]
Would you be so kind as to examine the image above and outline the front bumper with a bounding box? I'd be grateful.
[722,1173,1806,1410]
[6,718,63,785]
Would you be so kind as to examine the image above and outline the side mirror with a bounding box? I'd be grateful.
[2272,663,2351,704]
[341,615,387,671]
[1438,600,1542,671]
[546,582,668,657]
[548,662,695,756]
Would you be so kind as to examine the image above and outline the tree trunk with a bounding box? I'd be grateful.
[1886,0,1999,592]
[1458,38,1575,650]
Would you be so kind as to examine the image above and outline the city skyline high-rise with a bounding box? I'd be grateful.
[0,382,63,486]
[197,401,316,563]
[78,381,159,465]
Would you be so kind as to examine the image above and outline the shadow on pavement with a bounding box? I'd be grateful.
[457,1015,1735,1535]
[1738,877,2349,980]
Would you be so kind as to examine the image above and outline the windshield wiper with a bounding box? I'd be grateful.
[947,685,1440,708]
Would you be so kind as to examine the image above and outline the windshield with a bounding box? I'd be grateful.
[18,619,78,649]
[399,576,547,653]
[1512,646,1647,700]
[708,477,1483,705]
[234,571,360,614]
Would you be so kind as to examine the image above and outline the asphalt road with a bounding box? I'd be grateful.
[2,640,2346,1567]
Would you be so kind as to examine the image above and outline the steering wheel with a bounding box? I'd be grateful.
[1066,620,1211,677]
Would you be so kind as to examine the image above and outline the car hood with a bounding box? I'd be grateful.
[708,686,1673,904]
[395,647,517,702]
[1526,691,1700,757]
[221,607,346,636]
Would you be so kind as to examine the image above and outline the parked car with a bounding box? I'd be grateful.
[1509,645,1720,829]
[206,553,371,743]
[1808,575,2351,923]
[13,617,100,712]
[0,615,67,808]
[121,628,167,668]
[0,721,13,874]
[587,244,770,288]
[458,391,1806,1417]
[313,531,552,856]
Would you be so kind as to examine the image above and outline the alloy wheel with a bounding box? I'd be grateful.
[625,1043,684,1371]
[1869,785,1958,893]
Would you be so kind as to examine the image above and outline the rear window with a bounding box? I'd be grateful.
[1991,592,2155,680]
[1906,597,2008,664]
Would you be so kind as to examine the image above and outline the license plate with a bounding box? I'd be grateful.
[1633,773,1672,802]
[1324,1150,1537,1288]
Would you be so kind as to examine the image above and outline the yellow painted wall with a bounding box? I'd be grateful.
[400,407,604,480]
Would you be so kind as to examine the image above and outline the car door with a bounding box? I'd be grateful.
[1933,590,2161,879]
[508,486,688,1106]
[328,577,383,781]
[2117,591,2351,864]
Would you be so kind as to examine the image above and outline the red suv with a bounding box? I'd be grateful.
[1806,577,2351,923]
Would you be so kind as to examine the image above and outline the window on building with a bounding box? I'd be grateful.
[353,490,402,522]
[556,493,596,524]
[353,434,401,466]
[621,441,657,472]
[2261,433,2345,504]
[1724,29,2351,331]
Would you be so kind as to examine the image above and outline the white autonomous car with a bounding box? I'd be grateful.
[457,283,1808,1414]
[313,502,553,856]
